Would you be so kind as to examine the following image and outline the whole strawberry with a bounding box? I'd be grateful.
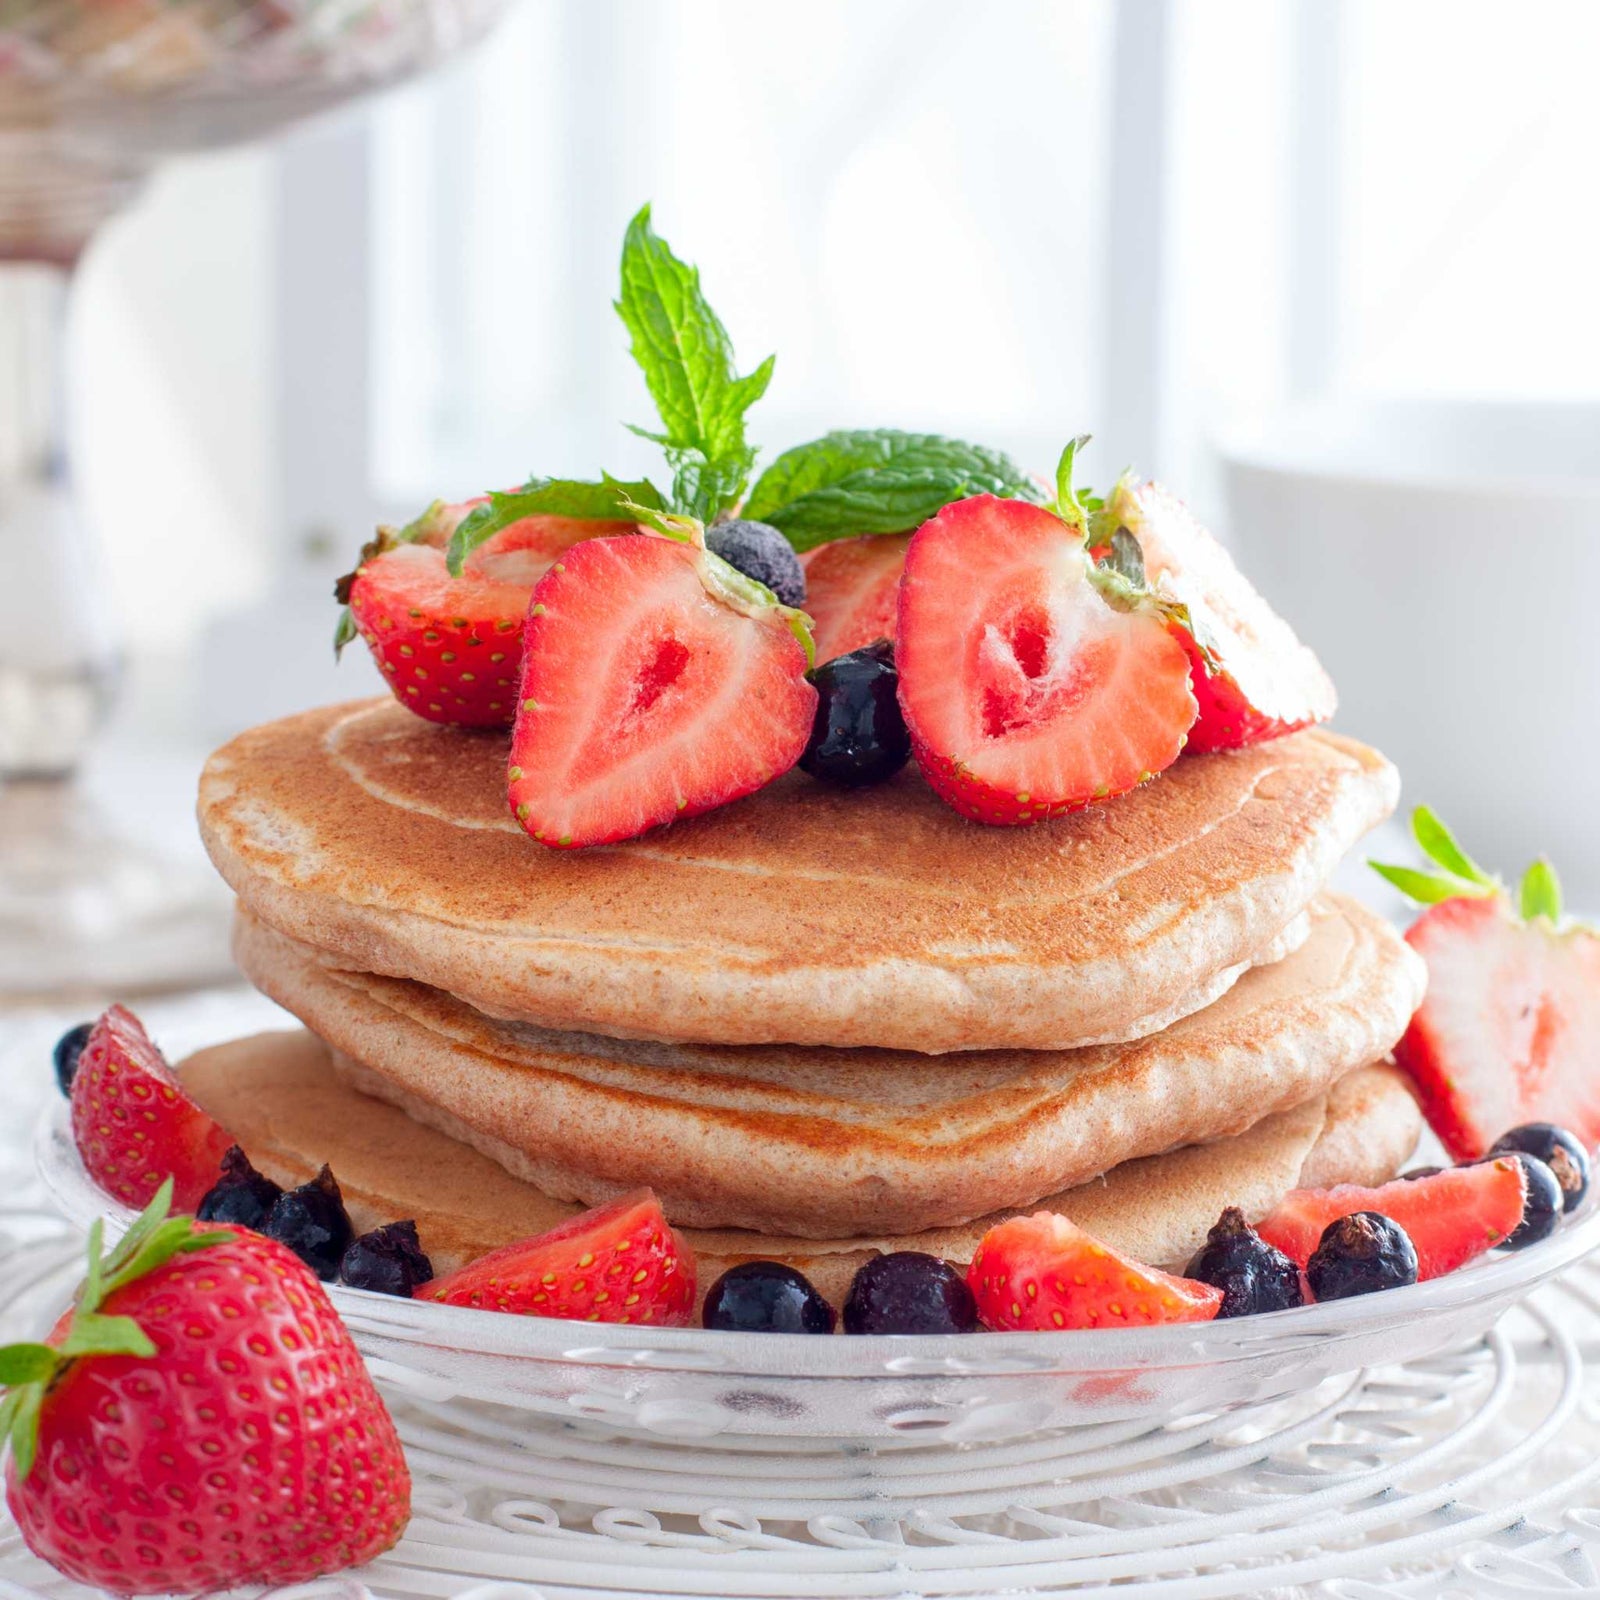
[2,1183,410,1595]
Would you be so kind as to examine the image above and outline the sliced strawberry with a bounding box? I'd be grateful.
[342,501,635,728]
[1397,894,1600,1159]
[1107,478,1335,752]
[1373,812,1600,1160]
[800,533,910,661]
[967,1211,1223,1331]
[423,1189,696,1324]
[1257,1158,1528,1280]
[895,494,1197,825]
[69,1005,234,1211]
[508,531,816,848]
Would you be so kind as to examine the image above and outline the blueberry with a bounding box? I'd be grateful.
[1184,1207,1306,1318]
[799,641,911,788]
[842,1252,978,1335]
[197,1145,284,1231]
[1490,1123,1590,1213]
[1306,1212,1418,1301]
[262,1165,354,1280]
[339,1220,433,1298]
[1399,1165,1445,1182]
[1496,1152,1564,1249]
[702,1262,836,1334]
[53,1022,93,1097]
[705,520,806,609]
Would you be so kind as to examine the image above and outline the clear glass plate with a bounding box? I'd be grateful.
[35,1099,1600,1443]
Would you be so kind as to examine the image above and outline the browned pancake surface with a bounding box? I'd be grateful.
[179,1030,1420,1305]
[233,894,1424,1236]
[199,700,1398,1053]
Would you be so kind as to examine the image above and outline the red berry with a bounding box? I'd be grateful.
[4,1199,409,1595]
[1108,478,1335,752]
[1256,1157,1529,1280]
[70,1006,233,1212]
[423,1189,696,1324]
[799,533,909,661]
[345,503,635,728]
[1397,894,1600,1160]
[967,1211,1223,1331]
[507,533,816,848]
[895,494,1197,825]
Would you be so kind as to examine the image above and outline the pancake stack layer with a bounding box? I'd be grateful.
[191,698,1427,1297]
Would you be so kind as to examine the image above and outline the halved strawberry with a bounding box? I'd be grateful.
[423,1189,695,1324]
[800,533,910,661]
[1374,810,1600,1159]
[895,494,1197,825]
[508,528,816,848]
[1257,1159,1528,1280]
[968,1211,1223,1331]
[339,501,636,728]
[70,1006,234,1211]
[1105,477,1335,752]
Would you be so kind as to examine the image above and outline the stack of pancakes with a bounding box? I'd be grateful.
[187,698,1427,1303]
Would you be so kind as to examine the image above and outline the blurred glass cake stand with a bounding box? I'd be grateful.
[0,0,507,996]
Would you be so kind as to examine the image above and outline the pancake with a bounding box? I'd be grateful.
[232,894,1425,1237]
[198,700,1400,1053]
[178,1030,1420,1304]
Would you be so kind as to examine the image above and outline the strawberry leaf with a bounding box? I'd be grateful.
[333,607,358,656]
[1520,857,1563,923]
[445,476,665,577]
[1411,806,1495,889]
[0,1345,55,1385]
[619,499,704,545]
[1052,433,1095,532]
[3,1385,43,1481]
[743,429,1043,551]
[615,205,773,522]
[1369,861,1494,905]
[57,1312,156,1362]
[1100,526,1146,587]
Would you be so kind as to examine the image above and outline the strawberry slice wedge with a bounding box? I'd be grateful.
[1257,1159,1528,1280]
[968,1211,1223,1331]
[423,1189,696,1324]
[1374,809,1600,1159]
[896,493,1197,825]
[1106,477,1336,752]
[508,527,817,848]
[70,1006,234,1211]
[800,533,910,662]
[340,500,635,728]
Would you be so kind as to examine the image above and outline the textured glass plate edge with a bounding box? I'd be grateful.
[35,1098,1600,1380]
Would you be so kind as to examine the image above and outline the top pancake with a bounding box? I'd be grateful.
[198,700,1399,1053]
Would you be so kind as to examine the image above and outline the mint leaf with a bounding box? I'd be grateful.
[1520,857,1563,923]
[446,476,664,576]
[615,205,773,521]
[743,429,1043,551]
[1411,806,1494,889]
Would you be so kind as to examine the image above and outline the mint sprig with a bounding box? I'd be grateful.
[445,476,665,576]
[0,1182,228,1480]
[615,206,774,523]
[742,429,1043,551]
